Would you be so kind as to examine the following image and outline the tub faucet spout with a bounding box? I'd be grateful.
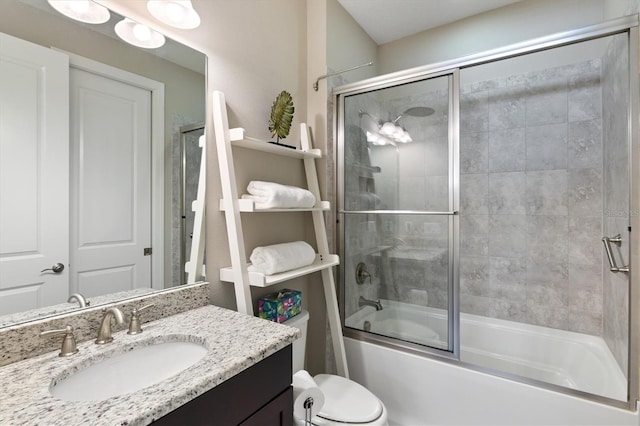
[359,296,383,311]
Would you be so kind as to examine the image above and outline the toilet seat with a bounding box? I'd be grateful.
[313,374,383,423]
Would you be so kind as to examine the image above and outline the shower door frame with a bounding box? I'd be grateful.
[336,69,461,358]
[334,15,640,409]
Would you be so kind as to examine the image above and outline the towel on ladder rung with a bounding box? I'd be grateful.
[241,181,316,209]
[248,241,316,275]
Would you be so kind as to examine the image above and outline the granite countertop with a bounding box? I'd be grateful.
[0,305,299,426]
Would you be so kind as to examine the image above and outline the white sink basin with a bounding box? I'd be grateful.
[51,341,208,401]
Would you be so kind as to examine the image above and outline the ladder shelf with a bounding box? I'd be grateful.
[229,128,322,159]
[219,199,331,212]
[212,90,349,378]
[219,254,340,287]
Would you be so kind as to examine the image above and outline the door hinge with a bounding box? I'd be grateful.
[144,247,152,256]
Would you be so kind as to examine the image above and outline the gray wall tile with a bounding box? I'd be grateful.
[527,216,568,262]
[460,255,489,296]
[489,172,527,215]
[460,215,489,256]
[568,119,602,169]
[568,216,602,265]
[525,76,568,126]
[489,128,525,172]
[526,170,568,216]
[460,131,488,174]
[489,215,526,258]
[526,123,568,171]
[568,70,602,122]
[461,90,489,134]
[568,168,602,217]
[461,173,489,214]
[489,84,526,130]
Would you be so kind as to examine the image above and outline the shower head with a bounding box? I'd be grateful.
[392,106,435,123]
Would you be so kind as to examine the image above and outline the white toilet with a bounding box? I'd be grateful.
[286,311,388,426]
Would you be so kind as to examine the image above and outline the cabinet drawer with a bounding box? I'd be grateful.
[240,387,293,426]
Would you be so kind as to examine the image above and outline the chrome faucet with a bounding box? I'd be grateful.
[359,296,383,311]
[95,307,124,344]
[67,293,89,308]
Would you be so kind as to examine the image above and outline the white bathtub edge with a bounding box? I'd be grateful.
[345,337,639,425]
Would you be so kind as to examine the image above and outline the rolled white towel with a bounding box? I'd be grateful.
[242,181,316,209]
[248,241,316,275]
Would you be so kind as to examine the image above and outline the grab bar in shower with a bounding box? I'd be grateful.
[602,234,630,273]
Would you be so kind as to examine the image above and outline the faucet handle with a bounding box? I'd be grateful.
[127,304,155,335]
[40,325,79,357]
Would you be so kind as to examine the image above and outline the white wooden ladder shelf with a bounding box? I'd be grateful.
[212,90,348,377]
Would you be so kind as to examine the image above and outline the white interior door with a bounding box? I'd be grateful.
[0,32,69,315]
[70,67,152,297]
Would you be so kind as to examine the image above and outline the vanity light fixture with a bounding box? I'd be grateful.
[115,18,166,49]
[147,0,201,29]
[47,0,110,24]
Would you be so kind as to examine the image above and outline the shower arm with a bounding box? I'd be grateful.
[313,61,373,91]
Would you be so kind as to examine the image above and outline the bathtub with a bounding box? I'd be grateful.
[345,300,637,425]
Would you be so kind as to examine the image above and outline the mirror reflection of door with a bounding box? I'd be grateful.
[0,32,70,313]
[0,32,163,315]
[69,66,154,298]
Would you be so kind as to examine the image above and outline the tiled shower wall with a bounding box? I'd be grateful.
[459,59,605,336]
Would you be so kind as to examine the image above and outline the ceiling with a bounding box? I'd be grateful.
[337,0,522,45]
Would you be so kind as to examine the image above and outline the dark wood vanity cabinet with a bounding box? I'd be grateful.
[153,345,293,426]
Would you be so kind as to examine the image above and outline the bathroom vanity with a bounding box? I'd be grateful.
[153,345,293,425]
[0,305,298,425]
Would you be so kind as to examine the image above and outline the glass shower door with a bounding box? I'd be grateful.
[339,72,458,353]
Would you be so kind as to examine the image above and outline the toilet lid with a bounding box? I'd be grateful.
[313,374,383,423]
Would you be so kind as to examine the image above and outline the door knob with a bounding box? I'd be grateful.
[41,263,65,273]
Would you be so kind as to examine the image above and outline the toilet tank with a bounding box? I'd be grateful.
[284,310,309,373]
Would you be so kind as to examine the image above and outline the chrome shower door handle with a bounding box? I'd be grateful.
[602,234,630,273]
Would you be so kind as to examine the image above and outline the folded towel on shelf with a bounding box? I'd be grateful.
[248,241,316,275]
[241,180,316,209]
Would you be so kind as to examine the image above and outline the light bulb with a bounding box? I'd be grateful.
[392,126,404,140]
[147,0,201,29]
[166,1,186,23]
[115,18,165,48]
[399,132,413,143]
[380,122,396,136]
[47,0,110,24]
[69,0,90,13]
[133,24,152,41]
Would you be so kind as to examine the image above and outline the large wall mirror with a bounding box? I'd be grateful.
[0,0,206,328]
